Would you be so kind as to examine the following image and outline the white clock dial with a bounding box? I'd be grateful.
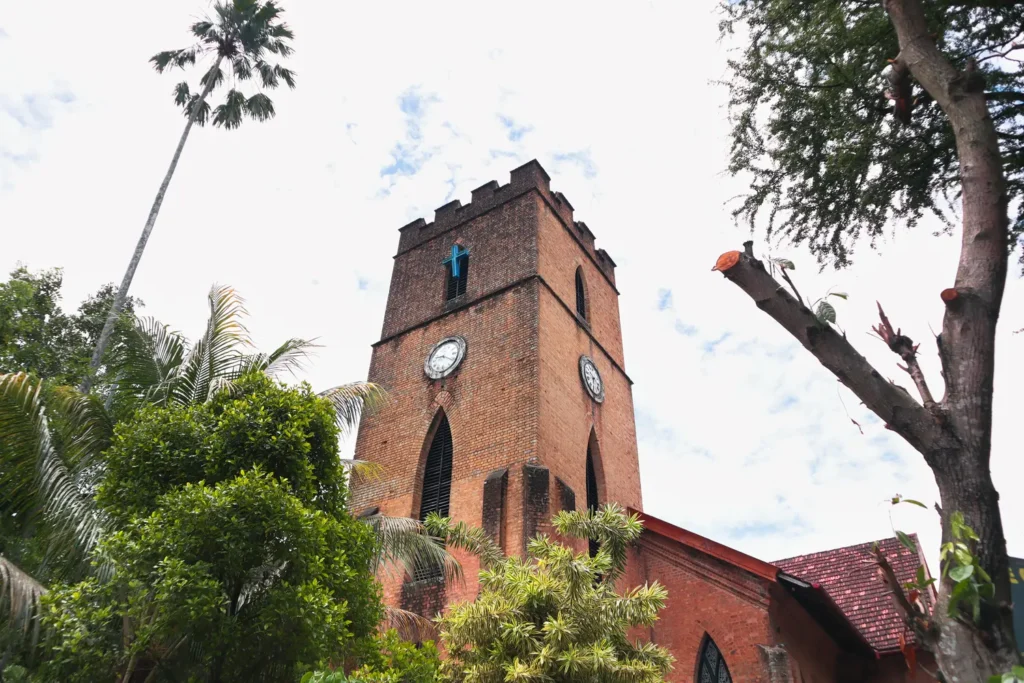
[424,336,467,379]
[578,355,605,403]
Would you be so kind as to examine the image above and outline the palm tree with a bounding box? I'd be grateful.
[85,0,297,390]
[0,286,457,648]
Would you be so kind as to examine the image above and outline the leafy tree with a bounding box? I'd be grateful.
[87,0,297,387]
[0,285,456,672]
[38,375,381,682]
[719,0,1021,677]
[0,267,138,387]
[302,630,440,683]
[423,504,673,683]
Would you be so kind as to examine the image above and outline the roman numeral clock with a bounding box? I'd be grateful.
[424,336,467,379]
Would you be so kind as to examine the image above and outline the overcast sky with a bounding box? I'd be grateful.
[3,0,1022,573]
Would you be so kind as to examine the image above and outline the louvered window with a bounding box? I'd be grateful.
[575,268,587,320]
[697,635,732,683]
[586,444,599,558]
[413,416,453,582]
[446,255,469,301]
[420,415,454,521]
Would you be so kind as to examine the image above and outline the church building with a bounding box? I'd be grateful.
[351,160,938,682]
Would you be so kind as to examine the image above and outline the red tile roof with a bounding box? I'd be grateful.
[775,535,932,653]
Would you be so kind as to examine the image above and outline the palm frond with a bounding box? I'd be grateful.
[384,605,437,643]
[111,316,187,406]
[169,285,250,406]
[185,95,212,126]
[199,63,225,90]
[361,514,462,586]
[339,458,384,483]
[318,382,388,436]
[423,514,505,570]
[234,338,318,382]
[244,93,275,122]
[0,374,105,556]
[174,81,191,107]
[212,89,247,129]
[0,555,47,639]
[190,20,214,38]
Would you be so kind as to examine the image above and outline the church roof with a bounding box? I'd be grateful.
[774,535,932,654]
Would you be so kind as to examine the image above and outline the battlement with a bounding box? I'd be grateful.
[395,159,615,283]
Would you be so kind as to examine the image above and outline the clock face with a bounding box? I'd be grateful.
[424,336,467,379]
[579,355,605,403]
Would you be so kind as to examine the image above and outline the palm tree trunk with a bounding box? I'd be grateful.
[82,56,224,393]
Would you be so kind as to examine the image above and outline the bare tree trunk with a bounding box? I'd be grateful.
[82,56,224,393]
[714,3,1018,675]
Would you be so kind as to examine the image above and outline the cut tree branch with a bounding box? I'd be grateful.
[871,302,940,414]
[713,249,953,457]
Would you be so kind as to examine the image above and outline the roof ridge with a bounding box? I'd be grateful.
[773,533,918,565]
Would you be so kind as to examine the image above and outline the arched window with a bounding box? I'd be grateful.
[419,414,454,521]
[413,414,454,581]
[586,439,600,558]
[697,634,732,683]
[575,267,587,320]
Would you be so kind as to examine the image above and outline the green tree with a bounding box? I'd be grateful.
[0,285,456,670]
[719,0,1020,677]
[39,375,381,682]
[0,267,138,387]
[424,504,673,683]
[87,0,297,387]
[302,630,440,683]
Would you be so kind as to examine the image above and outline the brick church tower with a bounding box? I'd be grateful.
[352,160,943,682]
[351,159,642,612]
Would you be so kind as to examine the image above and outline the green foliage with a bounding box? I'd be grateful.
[989,665,1024,683]
[941,511,995,623]
[720,0,1024,266]
[303,630,440,683]
[97,373,350,522]
[426,504,673,683]
[0,267,138,387]
[37,376,382,682]
[152,0,297,129]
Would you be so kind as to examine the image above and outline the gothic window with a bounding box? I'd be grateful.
[586,441,600,558]
[697,634,732,683]
[415,415,453,580]
[575,267,587,320]
[446,252,469,300]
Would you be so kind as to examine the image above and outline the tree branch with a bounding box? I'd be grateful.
[871,302,940,413]
[713,249,951,455]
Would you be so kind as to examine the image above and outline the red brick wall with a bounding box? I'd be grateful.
[766,583,845,682]
[537,195,625,367]
[638,533,775,682]
[536,284,642,513]
[381,193,540,340]
[352,161,634,614]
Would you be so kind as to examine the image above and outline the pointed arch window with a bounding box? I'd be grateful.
[586,441,600,558]
[697,634,732,683]
[413,415,454,582]
[419,415,454,521]
[575,267,587,320]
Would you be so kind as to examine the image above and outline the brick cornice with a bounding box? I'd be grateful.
[372,274,633,385]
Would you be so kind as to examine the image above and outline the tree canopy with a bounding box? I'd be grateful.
[37,374,382,682]
[721,0,1024,267]
[0,267,138,387]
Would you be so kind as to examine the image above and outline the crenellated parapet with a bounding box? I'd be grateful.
[395,159,616,283]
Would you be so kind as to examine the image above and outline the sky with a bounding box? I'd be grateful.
[3,0,1023,575]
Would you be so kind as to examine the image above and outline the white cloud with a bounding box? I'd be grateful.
[2,0,1022,578]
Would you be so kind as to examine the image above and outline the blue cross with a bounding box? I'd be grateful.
[443,244,469,277]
